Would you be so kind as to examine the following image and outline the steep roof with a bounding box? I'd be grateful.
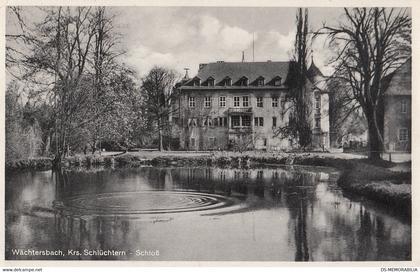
[307,60,324,80]
[184,61,290,86]
[384,58,411,96]
[307,61,327,91]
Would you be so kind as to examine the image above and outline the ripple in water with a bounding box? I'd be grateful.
[55,191,238,216]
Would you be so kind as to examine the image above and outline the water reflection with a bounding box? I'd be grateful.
[5,166,411,261]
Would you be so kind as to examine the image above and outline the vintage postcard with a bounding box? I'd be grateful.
[1,0,418,270]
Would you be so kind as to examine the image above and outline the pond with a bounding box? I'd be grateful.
[5,166,411,261]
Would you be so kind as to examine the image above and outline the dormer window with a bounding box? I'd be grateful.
[256,77,265,86]
[238,77,248,86]
[224,77,232,86]
[274,78,282,86]
[192,77,201,86]
[207,77,215,87]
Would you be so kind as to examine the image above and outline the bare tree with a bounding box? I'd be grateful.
[316,8,411,160]
[6,7,125,167]
[141,67,179,151]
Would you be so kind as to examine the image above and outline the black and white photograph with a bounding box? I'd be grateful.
[3,3,413,265]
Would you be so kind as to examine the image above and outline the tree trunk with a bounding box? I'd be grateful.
[159,128,163,151]
[367,118,382,160]
[363,99,384,161]
[44,135,51,156]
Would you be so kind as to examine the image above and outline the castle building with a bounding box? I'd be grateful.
[171,60,329,151]
[383,58,411,153]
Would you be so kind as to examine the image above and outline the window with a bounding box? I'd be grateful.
[233,97,240,107]
[257,97,263,107]
[399,128,409,141]
[274,78,281,86]
[208,78,214,86]
[225,78,232,86]
[190,137,196,147]
[242,115,251,127]
[243,96,249,107]
[257,78,264,86]
[240,78,248,86]
[219,117,227,127]
[272,117,277,127]
[257,171,263,179]
[315,117,321,128]
[401,100,408,113]
[193,79,200,86]
[315,96,321,109]
[254,117,264,127]
[272,97,279,107]
[219,96,226,107]
[204,97,211,108]
[188,118,198,127]
[213,118,218,126]
[281,99,286,110]
[263,138,267,146]
[188,97,195,108]
[231,116,240,127]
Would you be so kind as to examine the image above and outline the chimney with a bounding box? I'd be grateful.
[242,51,245,62]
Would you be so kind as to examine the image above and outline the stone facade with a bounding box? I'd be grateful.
[171,61,329,151]
[383,59,411,152]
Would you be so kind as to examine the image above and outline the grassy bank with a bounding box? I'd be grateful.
[6,157,53,172]
[7,151,411,215]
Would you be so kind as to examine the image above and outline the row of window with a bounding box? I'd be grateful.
[188,96,286,108]
[185,116,281,128]
[187,117,228,127]
[191,76,282,87]
[231,116,280,128]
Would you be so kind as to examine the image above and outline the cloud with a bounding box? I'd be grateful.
[125,45,177,75]
[220,26,253,50]
[121,12,321,78]
[199,15,221,40]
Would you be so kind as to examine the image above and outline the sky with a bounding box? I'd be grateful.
[6,7,351,81]
[111,7,344,78]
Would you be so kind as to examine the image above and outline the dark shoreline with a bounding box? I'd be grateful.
[5,153,411,217]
